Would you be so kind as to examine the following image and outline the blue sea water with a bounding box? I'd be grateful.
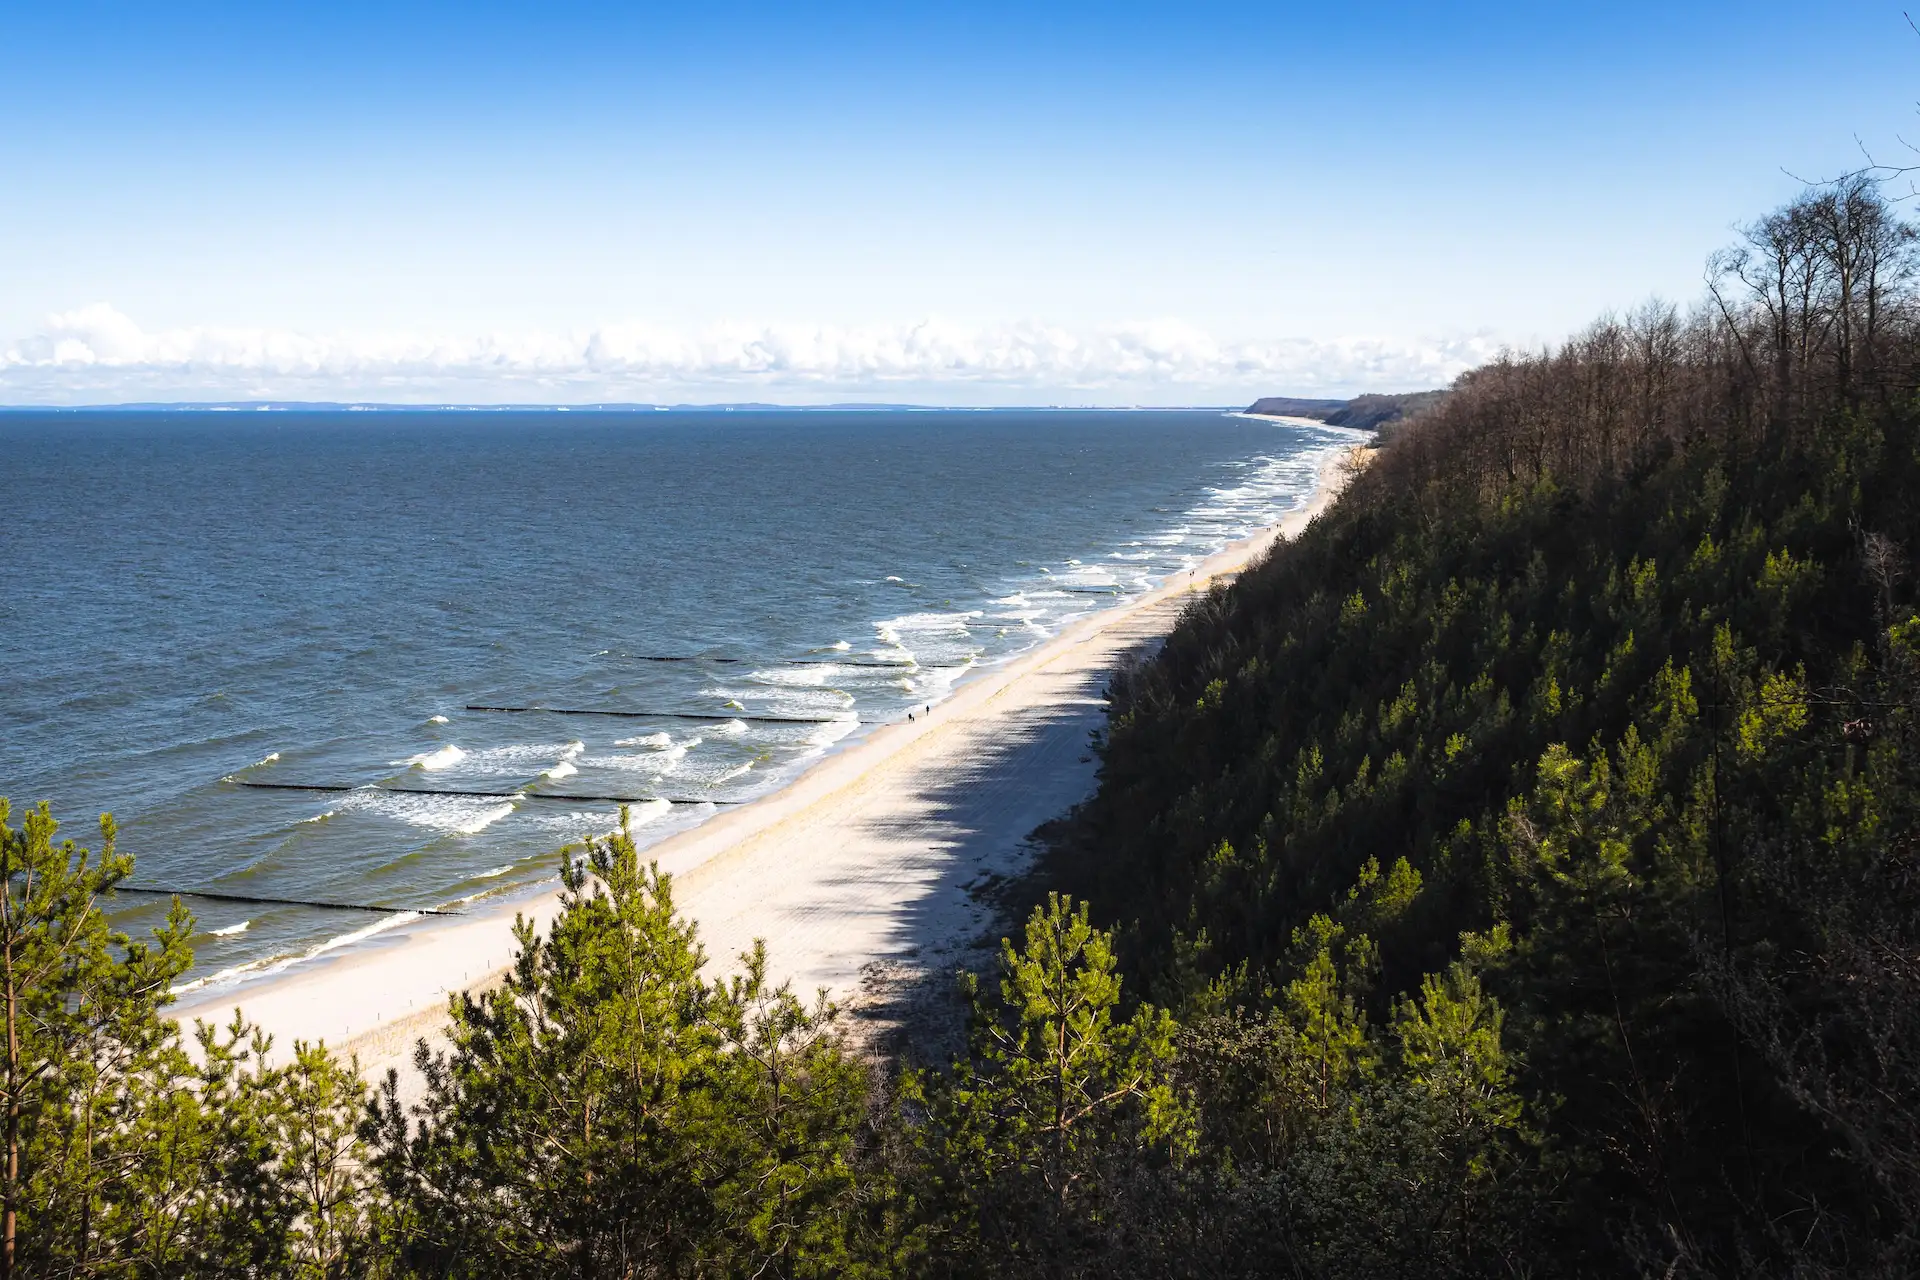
[0,408,1357,988]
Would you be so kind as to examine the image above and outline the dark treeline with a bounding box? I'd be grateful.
[11,175,1920,1278]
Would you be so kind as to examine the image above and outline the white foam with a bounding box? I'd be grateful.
[878,610,982,635]
[518,806,624,837]
[292,911,422,967]
[585,739,693,774]
[704,681,853,722]
[209,920,250,937]
[172,958,270,995]
[338,788,515,835]
[628,797,674,825]
[427,714,450,724]
[475,864,515,878]
[752,665,835,687]
[171,910,423,996]
[615,731,674,748]
[396,744,466,771]
[525,800,669,840]
[876,610,985,668]
[255,751,280,766]
[425,741,586,777]
[543,759,578,780]
[803,718,859,749]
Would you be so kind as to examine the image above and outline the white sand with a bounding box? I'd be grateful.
[170,447,1356,1081]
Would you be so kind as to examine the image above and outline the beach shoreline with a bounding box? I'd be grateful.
[169,440,1361,1080]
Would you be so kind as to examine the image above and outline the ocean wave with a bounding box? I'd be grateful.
[395,744,466,771]
[304,910,423,960]
[427,714,450,724]
[874,610,985,665]
[254,751,280,766]
[703,684,853,715]
[627,797,674,825]
[751,665,835,687]
[543,759,578,780]
[209,919,250,937]
[803,718,859,749]
[584,740,693,774]
[615,731,674,748]
[409,741,587,778]
[475,864,515,878]
[171,909,423,996]
[338,787,516,835]
[516,804,633,837]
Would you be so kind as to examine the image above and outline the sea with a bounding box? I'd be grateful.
[0,408,1360,991]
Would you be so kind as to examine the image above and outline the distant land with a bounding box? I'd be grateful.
[1246,389,1447,432]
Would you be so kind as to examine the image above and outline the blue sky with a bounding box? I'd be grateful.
[1,1,1913,404]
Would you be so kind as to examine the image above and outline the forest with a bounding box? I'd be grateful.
[9,173,1920,1277]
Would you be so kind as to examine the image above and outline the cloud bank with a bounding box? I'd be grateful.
[0,304,1500,405]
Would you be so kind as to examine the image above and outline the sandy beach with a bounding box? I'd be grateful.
[171,436,1355,1081]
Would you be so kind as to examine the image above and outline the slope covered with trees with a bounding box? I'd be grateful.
[1045,174,1920,1275]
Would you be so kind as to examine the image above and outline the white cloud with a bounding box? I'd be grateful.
[0,304,1500,404]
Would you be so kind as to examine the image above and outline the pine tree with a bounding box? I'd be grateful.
[0,799,191,1277]
[365,807,872,1278]
[911,894,1186,1277]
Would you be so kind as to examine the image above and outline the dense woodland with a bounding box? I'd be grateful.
[10,175,1920,1276]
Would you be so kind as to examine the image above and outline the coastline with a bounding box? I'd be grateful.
[1232,412,1337,427]
[169,441,1361,1080]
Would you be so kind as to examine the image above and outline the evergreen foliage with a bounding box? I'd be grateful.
[364,810,880,1278]
[1039,177,1920,1273]
[0,799,375,1278]
[903,895,1185,1277]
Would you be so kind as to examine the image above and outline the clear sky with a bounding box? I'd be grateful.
[1,1,1913,405]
